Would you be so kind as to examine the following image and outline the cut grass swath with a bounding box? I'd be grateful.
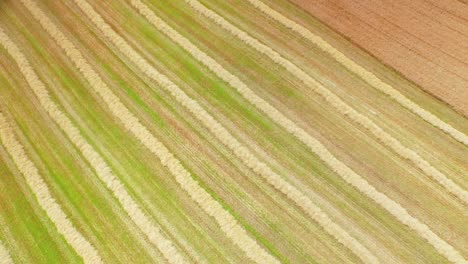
[246,0,468,147]
[183,0,468,207]
[77,0,379,261]
[0,109,102,264]
[0,17,186,264]
[19,0,278,263]
[0,0,465,262]
[181,1,468,263]
[70,0,386,262]
[0,241,13,264]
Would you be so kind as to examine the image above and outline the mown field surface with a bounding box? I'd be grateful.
[0,0,467,263]
[292,0,468,116]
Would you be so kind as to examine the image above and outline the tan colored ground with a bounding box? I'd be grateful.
[290,0,468,116]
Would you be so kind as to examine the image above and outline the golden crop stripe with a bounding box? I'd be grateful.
[182,1,467,263]
[1,11,185,263]
[246,0,468,146]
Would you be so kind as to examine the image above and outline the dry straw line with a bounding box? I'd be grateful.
[181,1,467,263]
[184,0,468,206]
[0,241,13,264]
[0,110,102,264]
[247,0,468,147]
[20,0,275,263]
[118,0,381,262]
[0,12,185,264]
[61,0,279,262]
[191,0,468,200]
[77,0,379,261]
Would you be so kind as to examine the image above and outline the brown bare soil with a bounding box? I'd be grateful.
[290,0,468,116]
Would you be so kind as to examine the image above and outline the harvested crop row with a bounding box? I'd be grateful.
[0,241,13,264]
[246,0,468,146]
[79,0,378,261]
[183,0,468,206]
[54,0,278,262]
[42,4,357,259]
[0,109,102,264]
[182,1,467,263]
[0,16,185,264]
[0,6,183,262]
[106,3,462,261]
[1,0,466,262]
[87,0,384,262]
[19,0,277,263]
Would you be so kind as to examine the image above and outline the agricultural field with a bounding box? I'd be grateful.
[0,0,467,263]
